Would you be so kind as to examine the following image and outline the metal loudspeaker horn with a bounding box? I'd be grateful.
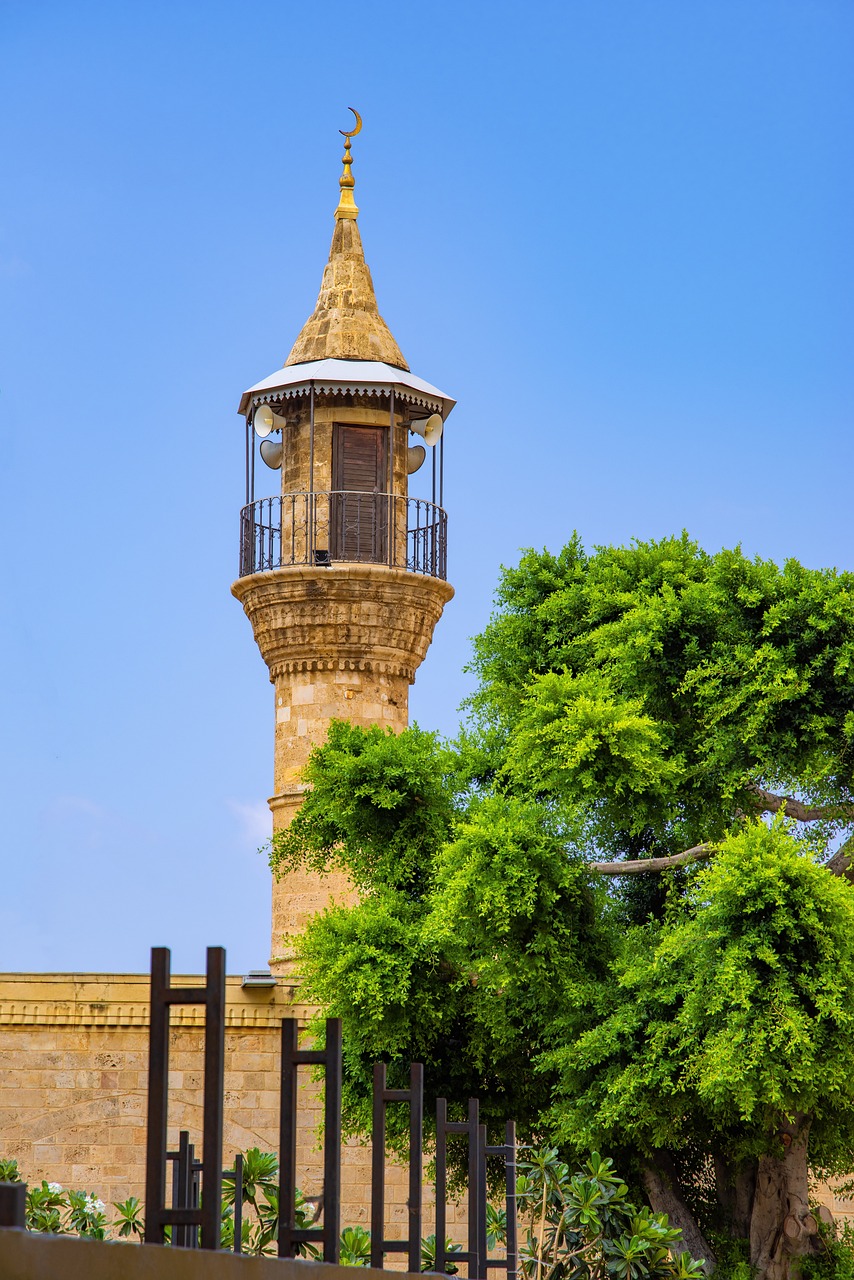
[259,439,283,469]
[407,444,426,474]
[253,402,284,438]
[410,413,443,448]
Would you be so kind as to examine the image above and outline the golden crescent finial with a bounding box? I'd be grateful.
[339,107,362,139]
[335,108,361,220]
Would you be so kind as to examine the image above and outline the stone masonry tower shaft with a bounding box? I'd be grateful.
[232,124,454,970]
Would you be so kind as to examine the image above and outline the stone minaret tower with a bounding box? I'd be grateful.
[233,121,455,970]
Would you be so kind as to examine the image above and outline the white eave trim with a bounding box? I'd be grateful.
[238,358,456,420]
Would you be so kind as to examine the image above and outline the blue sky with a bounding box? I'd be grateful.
[1,1,852,973]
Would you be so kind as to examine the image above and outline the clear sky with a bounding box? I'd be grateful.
[1,1,852,974]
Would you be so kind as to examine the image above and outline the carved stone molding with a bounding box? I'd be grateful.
[231,564,454,683]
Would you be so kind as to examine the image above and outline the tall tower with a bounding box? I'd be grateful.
[232,119,455,970]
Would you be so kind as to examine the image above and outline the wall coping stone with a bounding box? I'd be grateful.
[0,974,312,1029]
[0,1227,420,1280]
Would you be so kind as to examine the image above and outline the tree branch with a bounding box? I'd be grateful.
[593,829,854,881]
[591,844,714,876]
[591,806,854,880]
[825,834,854,883]
[748,785,854,824]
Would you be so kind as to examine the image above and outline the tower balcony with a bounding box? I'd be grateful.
[238,491,448,581]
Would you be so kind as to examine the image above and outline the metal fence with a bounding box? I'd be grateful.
[239,491,448,581]
[143,947,516,1275]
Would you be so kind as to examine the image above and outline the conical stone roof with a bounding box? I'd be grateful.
[285,217,408,371]
[284,130,408,372]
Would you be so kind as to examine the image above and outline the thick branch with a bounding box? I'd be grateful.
[749,785,854,824]
[594,834,854,881]
[641,1161,715,1273]
[826,835,854,883]
[592,844,713,876]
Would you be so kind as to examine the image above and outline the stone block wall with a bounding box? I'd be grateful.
[5,971,844,1244]
[0,972,468,1239]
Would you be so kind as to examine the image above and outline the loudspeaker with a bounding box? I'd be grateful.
[253,403,284,438]
[259,439,283,469]
[410,413,443,447]
[407,444,427,474]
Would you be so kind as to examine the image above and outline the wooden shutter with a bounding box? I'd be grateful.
[331,425,387,562]
[332,425,385,492]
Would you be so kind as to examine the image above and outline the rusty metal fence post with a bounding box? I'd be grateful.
[137,946,519,1269]
[0,1183,26,1229]
[144,946,225,1249]
[478,1121,518,1280]
[435,1096,482,1278]
[278,1016,343,1262]
[231,1152,244,1253]
[370,1061,424,1272]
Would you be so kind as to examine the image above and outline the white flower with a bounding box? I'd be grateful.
[84,1194,105,1214]
[47,1183,63,1194]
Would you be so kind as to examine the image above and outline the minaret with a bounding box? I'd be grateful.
[233,117,455,970]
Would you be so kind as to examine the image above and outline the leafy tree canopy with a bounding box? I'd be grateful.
[468,532,854,862]
[271,535,854,1277]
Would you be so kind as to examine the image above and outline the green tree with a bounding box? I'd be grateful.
[272,534,854,1280]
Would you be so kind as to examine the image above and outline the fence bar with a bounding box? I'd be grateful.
[175,1131,194,1248]
[477,1124,488,1276]
[435,1096,482,1279]
[504,1122,517,1280]
[278,1017,342,1263]
[478,1121,518,1278]
[278,1019,299,1259]
[233,1152,244,1253]
[144,946,226,1249]
[435,1097,448,1277]
[370,1064,386,1266]
[323,1018,343,1264]
[0,1183,26,1229]
[467,1098,480,1277]
[144,947,170,1244]
[200,947,226,1250]
[408,1062,424,1273]
[370,1061,423,1271]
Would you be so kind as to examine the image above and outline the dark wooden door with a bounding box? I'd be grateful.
[331,425,387,562]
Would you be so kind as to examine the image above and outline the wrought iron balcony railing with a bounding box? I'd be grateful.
[238,491,448,581]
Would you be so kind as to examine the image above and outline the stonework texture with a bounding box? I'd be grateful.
[232,562,452,965]
[0,971,849,1230]
[0,973,473,1236]
[285,217,408,370]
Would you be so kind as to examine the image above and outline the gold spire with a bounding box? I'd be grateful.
[335,109,360,221]
[284,112,409,371]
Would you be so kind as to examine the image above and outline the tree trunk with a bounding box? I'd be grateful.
[749,1114,819,1280]
[713,1153,757,1239]
[642,1161,716,1274]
